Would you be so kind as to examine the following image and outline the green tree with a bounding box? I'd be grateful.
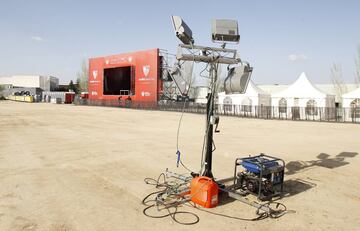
[76,58,89,92]
[68,80,78,94]
[0,85,5,100]
[331,63,347,104]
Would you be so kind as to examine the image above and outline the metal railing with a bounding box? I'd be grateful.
[73,99,360,124]
[217,105,360,123]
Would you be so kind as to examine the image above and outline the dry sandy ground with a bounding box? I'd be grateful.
[0,101,359,231]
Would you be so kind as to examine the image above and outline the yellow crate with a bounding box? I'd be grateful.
[8,95,34,102]
[24,96,34,102]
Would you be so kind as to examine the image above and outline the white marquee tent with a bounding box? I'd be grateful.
[342,87,360,107]
[342,87,360,121]
[271,72,335,120]
[218,80,271,116]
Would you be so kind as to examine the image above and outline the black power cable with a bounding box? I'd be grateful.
[142,204,200,225]
[142,175,200,225]
[187,200,290,221]
[186,201,268,221]
[142,174,292,225]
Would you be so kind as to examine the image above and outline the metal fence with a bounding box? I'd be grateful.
[218,104,360,123]
[73,98,360,124]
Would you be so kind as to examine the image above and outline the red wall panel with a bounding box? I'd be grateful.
[88,48,160,102]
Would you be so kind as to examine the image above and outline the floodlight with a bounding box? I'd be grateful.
[224,64,252,94]
[168,61,194,95]
[212,19,240,43]
[171,15,194,45]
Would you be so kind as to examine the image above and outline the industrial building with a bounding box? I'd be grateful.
[0,75,62,102]
[0,75,59,91]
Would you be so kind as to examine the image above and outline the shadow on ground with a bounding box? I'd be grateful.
[282,178,316,198]
[285,152,358,176]
[217,193,237,207]
[214,152,357,205]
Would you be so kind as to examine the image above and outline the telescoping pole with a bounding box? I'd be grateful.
[202,61,218,178]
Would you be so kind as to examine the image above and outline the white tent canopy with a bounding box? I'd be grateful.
[271,72,335,120]
[271,72,335,108]
[342,87,360,121]
[342,87,360,107]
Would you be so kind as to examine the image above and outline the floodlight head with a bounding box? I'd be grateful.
[171,15,194,45]
[224,64,252,94]
[212,19,240,43]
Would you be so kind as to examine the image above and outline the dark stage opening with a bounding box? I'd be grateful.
[103,66,134,95]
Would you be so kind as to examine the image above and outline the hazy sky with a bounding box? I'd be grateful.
[0,0,359,84]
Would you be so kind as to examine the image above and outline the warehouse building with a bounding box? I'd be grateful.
[0,75,59,91]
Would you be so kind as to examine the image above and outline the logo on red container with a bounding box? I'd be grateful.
[93,70,98,79]
[143,65,150,77]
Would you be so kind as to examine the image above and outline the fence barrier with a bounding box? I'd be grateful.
[73,98,360,124]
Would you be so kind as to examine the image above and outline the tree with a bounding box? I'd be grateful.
[331,63,347,105]
[355,46,360,86]
[76,58,89,92]
[68,80,78,94]
[0,85,5,99]
[75,78,80,88]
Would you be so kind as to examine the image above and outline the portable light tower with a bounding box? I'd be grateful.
[142,18,286,219]
[171,16,253,179]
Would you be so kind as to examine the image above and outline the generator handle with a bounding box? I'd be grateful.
[235,154,285,168]
[259,153,285,168]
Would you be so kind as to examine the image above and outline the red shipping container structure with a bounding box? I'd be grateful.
[80,92,89,99]
[64,92,75,104]
[88,48,162,103]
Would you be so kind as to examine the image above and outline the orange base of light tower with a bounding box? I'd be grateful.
[190,176,219,208]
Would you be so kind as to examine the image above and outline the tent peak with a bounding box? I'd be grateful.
[298,72,309,80]
[272,72,331,98]
[294,72,314,86]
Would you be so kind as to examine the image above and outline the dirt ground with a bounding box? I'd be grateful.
[0,101,359,231]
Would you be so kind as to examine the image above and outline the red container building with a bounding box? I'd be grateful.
[88,48,162,103]
[64,92,75,104]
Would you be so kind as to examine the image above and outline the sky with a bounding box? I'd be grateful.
[0,0,359,84]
